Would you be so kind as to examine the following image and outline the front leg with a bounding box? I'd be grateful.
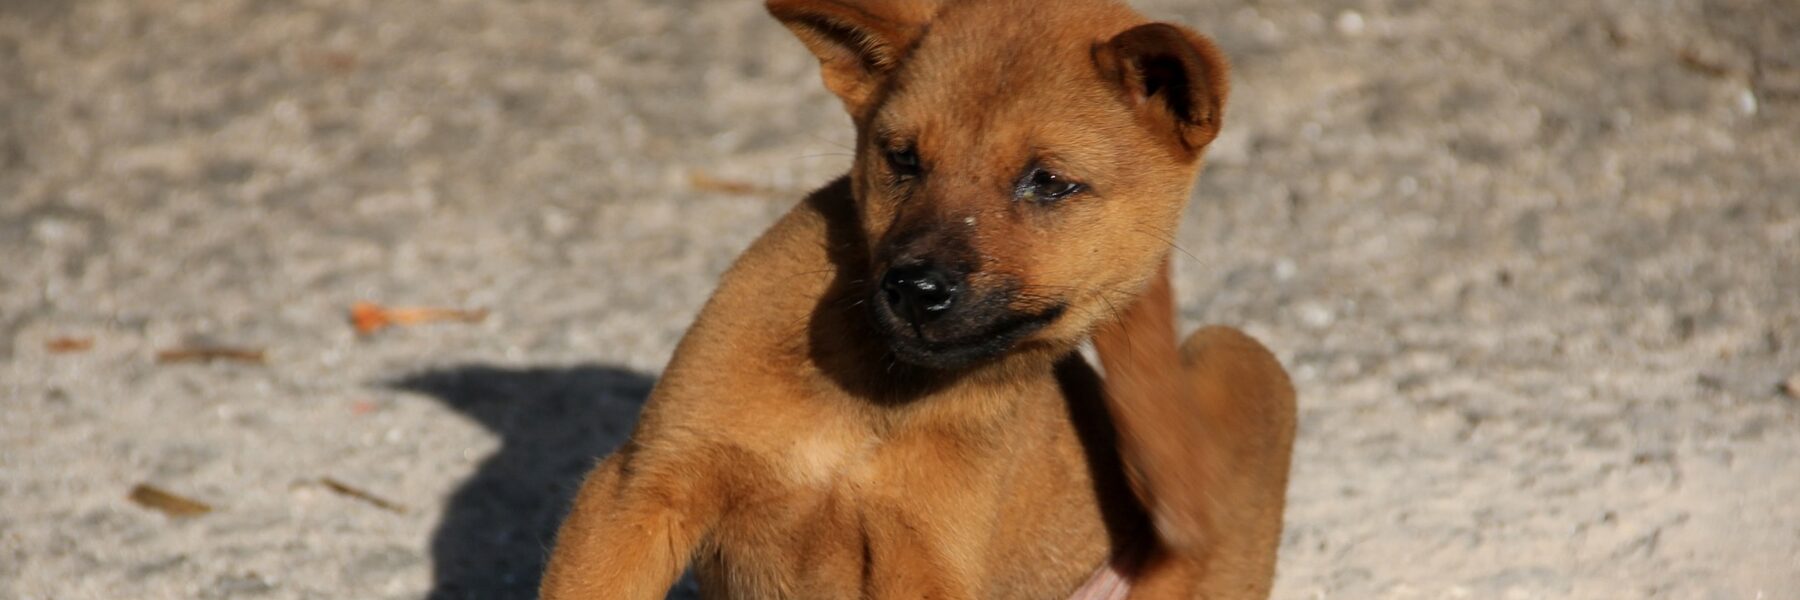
[541,438,722,600]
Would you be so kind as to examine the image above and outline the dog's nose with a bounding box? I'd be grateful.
[881,264,962,323]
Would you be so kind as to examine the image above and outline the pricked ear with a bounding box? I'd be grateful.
[1094,23,1230,154]
[767,0,936,117]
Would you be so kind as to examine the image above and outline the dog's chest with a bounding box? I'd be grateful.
[782,430,872,488]
[696,431,930,596]
[695,408,1110,599]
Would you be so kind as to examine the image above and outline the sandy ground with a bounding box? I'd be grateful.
[3,0,1798,598]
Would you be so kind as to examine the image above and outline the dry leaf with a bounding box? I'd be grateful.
[317,50,357,73]
[1676,48,1733,79]
[1784,374,1800,400]
[46,337,94,353]
[156,347,267,365]
[689,170,788,198]
[350,301,488,335]
[320,477,407,514]
[129,484,213,517]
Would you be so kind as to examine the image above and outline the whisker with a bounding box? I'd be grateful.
[804,132,857,152]
[1132,225,1200,263]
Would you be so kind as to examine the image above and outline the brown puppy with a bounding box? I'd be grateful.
[541,0,1296,598]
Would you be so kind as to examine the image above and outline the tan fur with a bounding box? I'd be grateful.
[541,1,1295,598]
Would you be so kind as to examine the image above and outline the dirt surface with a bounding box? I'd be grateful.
[3,0,1798,598]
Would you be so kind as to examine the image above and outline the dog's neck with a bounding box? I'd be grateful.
[856,351,1070,438]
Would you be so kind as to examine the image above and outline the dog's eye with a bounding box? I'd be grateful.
[1016,168,1082,204]
[885,147,921,177]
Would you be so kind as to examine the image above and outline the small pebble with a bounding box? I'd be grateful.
[1736,89,1758,116]
[1335,11,1366,36]
[1297,302,1335,328]
[1274,259,1298,282]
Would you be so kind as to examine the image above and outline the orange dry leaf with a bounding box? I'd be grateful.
[46,337,94,353]
[350,301,488,335]
[689,170,785,197]
[690,171,758,195]
[317,50,358,73]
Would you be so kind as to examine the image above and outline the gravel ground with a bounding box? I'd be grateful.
[3,0,1797,598]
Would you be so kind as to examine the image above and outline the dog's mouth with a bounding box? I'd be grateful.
[870,298,1065,371]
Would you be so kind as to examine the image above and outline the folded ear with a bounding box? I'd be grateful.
[767,0,936,117]
[1094,23,1230,155]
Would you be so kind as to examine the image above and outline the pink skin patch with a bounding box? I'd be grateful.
[1067,560,1133,600]
[1068,549,1146,600]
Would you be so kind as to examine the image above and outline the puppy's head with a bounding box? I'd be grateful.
[771,0,1229,370]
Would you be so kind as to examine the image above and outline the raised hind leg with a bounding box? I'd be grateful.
[1090,263,1297,599]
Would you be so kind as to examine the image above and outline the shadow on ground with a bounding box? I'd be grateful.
[392,365,699,600]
